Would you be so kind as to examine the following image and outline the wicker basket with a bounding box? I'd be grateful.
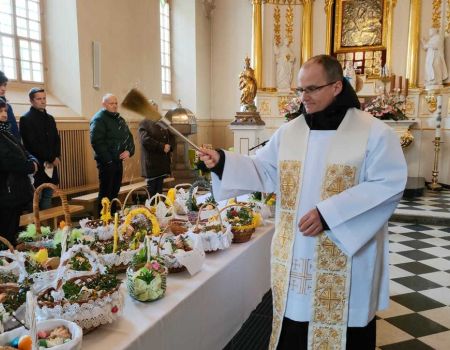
[36,245,124,333]
[146,193,174,229]
[220,204,256,244]
[126,236,168,302]
[168,219,190,235]
[122,186,151,215]
[16,183,70,252]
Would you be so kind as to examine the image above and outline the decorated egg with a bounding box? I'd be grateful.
[18,335,33,350]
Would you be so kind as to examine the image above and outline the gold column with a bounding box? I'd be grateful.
[385,0,397,70]
[252,0,263,88]
[324,0,334,55]
[406,0,421,88]
[301,0,314,65]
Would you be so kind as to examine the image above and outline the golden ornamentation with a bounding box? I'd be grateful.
[273,212,295,261]
[446,0,450,34]
[269,159,302,349]
[406,0,422,87]
[239,57,258,110]
[285,5,294,45]
[260,100,271,114]
[324,0,335,55]
[301,0,313,64]
[309,162,356,348]
[405,97,416,116]
[280,160,301,209]
[263,0,302,4]
[271,262,289,314]
[425,94,438,113]
[400,130,414,148]
[432,0,442,29]
[278,95,291,113]
[317,235,348,271]
[269,314,282,350]
[334,0,388,52]
[274,5,281,46]
[311,324,342,349]
[252,0,263,87]
[321,164,356,200]
[312,273,347,323]
[385,0,397,70]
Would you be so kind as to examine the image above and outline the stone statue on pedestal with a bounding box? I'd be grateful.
[274,37,295,92]
[422,27,448,88]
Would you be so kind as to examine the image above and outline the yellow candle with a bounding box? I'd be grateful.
[113,212,119,253]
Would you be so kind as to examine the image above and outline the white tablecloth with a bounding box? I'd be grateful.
[83,223,274,350]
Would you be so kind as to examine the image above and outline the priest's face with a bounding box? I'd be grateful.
[297,63,342,114]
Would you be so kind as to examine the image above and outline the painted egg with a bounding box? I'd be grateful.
[18,335,33,350]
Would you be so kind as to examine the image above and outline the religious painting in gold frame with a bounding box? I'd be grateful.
[333,0,388,53]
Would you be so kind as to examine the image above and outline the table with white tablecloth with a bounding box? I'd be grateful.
[83,223,274,350]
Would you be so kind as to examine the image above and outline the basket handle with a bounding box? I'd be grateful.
[194,203,224,232]
[174,183,192,190]
[121,207,161,237]
[218,203,252,215]
[0,235,15,253]
[123,186,151,213]
[33,183,71,235]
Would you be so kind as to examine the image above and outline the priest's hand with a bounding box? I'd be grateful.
[299,208,323,236]
[198,148,220,169]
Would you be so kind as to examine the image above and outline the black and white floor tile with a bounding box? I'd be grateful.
[225,190,450,350]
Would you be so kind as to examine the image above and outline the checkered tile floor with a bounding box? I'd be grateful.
[395,189,450,224]
[377,221,450,349]
[226,220,450,350]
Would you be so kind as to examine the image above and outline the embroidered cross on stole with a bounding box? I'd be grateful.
[269,109,372,350]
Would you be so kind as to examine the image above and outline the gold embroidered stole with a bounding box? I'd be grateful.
[268,110,372,350]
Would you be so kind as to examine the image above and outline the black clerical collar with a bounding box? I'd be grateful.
[302,78,360,130]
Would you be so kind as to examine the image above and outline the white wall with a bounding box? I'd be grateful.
[75,0,161,119]
[44,0,82,115]
[211,0,252,119]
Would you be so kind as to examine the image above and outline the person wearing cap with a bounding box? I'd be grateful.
[0,71,20,139]
[20,88,61,209]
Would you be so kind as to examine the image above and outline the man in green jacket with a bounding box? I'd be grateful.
[90,93,135,213]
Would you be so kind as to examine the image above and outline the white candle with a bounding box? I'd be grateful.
[435,95,442,139]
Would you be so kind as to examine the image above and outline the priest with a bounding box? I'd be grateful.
[199,55,407,350]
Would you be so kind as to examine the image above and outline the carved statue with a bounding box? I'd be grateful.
[343,61,357,91]
[422,27,448,87]
[239,57,257,112]
[274,37,296,92]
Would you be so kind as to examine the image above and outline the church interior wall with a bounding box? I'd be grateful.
[6,0,450,190]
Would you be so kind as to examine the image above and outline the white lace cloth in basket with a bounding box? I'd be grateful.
[187,225,233,252]
[79,218,115,241]
[150,233,205,275]
[36,287,125,330]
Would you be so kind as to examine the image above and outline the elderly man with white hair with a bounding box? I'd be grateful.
[90,93,135,214]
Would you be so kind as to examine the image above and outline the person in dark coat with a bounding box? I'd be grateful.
[90,93,135,214]
[138,111,175,198]
[0,100,37,244]
[0,70,20,139]
[19,88,61,209]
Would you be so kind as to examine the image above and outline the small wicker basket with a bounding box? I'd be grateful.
[220,203,256,244]
[16,183,70,252]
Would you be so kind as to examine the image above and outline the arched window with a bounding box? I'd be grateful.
[160,0,171,95]
[0,0,43,83]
